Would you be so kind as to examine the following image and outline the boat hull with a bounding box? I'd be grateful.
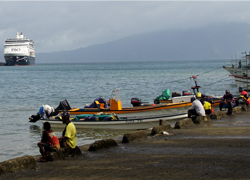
[230,75,250,91]
[4,56,35,66]
[46,101,216,129]
[65,102,194,118]
[223,66,250,91]
[41,113,187,130]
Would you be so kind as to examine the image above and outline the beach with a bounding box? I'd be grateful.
[1,110,250,180]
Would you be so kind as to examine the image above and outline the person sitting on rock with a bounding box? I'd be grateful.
[219,90,235,115]
[58,111,77,149]
[188,97,206,121]
[37,122,60,162]
[238,86,250,106]
[200,94,214,115]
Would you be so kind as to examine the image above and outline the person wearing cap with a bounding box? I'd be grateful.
[188,97,206,119]
[196,92,202,100]
[237,86,250,105]
[58,111,77,149]
[219,90,235,115]
[200,94,214,115]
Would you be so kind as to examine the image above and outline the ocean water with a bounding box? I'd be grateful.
[0,60,237,162]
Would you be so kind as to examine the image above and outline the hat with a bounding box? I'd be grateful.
[190,97,196,102]
[239,86,244,92]
[196,92,201,98]
[60,111,70,118]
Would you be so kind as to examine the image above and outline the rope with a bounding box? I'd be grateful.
[160,67,231,93]
[196,66,222,77]
[164,77,191,84]
[202,76,233,87]
[163,67,222,85]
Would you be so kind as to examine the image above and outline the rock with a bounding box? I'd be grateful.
[174,118,194,129]
[210,111,227,119]
[49,146,82,160]
[241,105,248,111]
[233,106,242,114]
[0,156,36,175]
[151,124,172,135]
[205,114,211,121]
[193,116,208,124]
[122,130,148,143]
[153,134,163,137]
[88,139,118,151]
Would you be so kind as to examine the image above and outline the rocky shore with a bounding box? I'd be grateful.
[1,107,250,180]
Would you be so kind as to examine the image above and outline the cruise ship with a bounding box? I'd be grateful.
[4,32,35,66]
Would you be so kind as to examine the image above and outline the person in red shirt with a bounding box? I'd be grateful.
[238,86,250,105]
[37,122,60,162]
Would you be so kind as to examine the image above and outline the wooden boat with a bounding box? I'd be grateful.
[37,83,221,130]
[38,89,201,130]
[58,89,195,117]
[41,112,187,130]
[223,52,250,90]
[157,77,222,105]
[44,89,219,129]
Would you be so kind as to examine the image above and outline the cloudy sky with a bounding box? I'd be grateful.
[1,1,250,53]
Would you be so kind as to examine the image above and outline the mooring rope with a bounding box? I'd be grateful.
[202,76,233,87]
[196,66,222,77]
[163,67,223,85]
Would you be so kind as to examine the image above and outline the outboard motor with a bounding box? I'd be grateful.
[29,99,71,123]
[131,98,142,107]
[29,112,41,122]
[53,99,71,115]
[59,99,71,110]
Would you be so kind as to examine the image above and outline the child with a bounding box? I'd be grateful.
[37,122,60,162]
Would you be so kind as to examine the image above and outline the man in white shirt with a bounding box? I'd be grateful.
[188,97,206,118]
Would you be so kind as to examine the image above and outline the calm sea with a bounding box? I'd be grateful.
[0,60,236,162]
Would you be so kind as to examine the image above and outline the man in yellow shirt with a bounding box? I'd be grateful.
[58,111,77,149]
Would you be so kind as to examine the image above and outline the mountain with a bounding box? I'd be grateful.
[36,23,250,63]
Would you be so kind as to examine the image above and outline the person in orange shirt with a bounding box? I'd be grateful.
[37,122,60,162]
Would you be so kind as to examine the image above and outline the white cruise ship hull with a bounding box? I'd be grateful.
[4,32,35,66]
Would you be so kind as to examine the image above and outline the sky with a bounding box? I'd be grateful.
[1,1,250,54]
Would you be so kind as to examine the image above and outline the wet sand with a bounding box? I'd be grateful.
[2,111,250,180]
